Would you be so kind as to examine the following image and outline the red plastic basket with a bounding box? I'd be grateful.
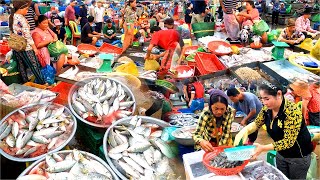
[203,146,249,176]
[195,52,226,75]
[183,45,199,57]
[208,41,232,56]
[99,43,122,55]
[77,44,99,56]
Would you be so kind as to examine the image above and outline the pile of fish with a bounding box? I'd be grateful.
[81,50,98,55]
[169,114,198,127]
[70,78,135,126]
[17,149,114,180]
[172,127,194,139]
[0,103,75,159]
[107,116,175,180]
[139,70,157,81]
[215,45,232,54]
[177,69,194,78]
[58,66,79,80]
[1,90,57,108]
[210,152,243,168]
[79,56,103,69]
[242,162,287,180]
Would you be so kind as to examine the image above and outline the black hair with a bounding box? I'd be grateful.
[9,0,32,32]
[92,0,96,4]
[150,26,161,33]
[259,83,286,97]
[186,3,192,8]
[209,95,229,113]
[88,16,94,23]
[106,19,112,23]
[227,88,240,97]
[164,18,174,25]
[247,1,255,8]
[37,15,48,24]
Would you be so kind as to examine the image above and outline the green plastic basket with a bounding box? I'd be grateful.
[77,121,104,155]
[192,22,215,39]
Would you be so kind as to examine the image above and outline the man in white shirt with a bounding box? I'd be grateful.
[89,1,96,18]
[94,0,105,33]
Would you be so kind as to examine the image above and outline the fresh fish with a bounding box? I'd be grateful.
[134,126,146,135]
[90,159,113,178]
[52,153,64,162]
[32,136,49,144]
[44,109,52,119]
[75,172,111,180]
[144,169,155,180]
[108,153,123,160]
[155,158,172,176]
[143,147,155,166]
[18,110,26,119]
[36,124,44,131]
[113,97,120,111]
[118,94,126,102]
[128,153,154,171]
[38,104,48,121]
[11,122,19,139]
[41,118,64,125]
[16,147,30,155]
[6,134,15,148]
[95,103,103,117]
[123,156,144,174]
[44,131,64,139]
[153,149,162,164]
[52,106,65,118]
[33,127,59,137]
[17,174,47,180]
[109,142,129,154]
[108,106,115,115]
[119,101,135,108]
[142,127,152,137]
[118,160,140,179]
[150,130,163,138]
[127,140,151,153]
[46,160,76,173]
[118,110,133,116]
[23,146,38,157]
[48,137,58,150]
[127,129,145,140]
[26,140,42,147]
[16,131,33,149]
[46,155,57,168]
[0,121,8,136]
[73,100,86,112]
[48,172,75,180]
[150,138,175,158]
[0,124,12,140]
[108,130,118,148]
[45,123,50,128]
[65,153,74,161]
[77,98,94,112]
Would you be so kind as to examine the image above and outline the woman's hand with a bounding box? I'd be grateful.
[251,143,274,159]
[200,140,214,152]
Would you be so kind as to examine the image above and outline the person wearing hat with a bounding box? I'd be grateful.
[295,7,320,39]
[193,89,235,151]
[103,19,118,43]
[278,18,305,45]
[234,83,313,179]
[290,79,320,126]
[52,19,67,44]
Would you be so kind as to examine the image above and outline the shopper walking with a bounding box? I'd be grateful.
[94,0,105,33]
[219,0,240,41]
[65,0,77,27]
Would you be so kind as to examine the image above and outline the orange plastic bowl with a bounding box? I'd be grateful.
[250,42,263,49]
[174,65,194,78]
[208,41,232,56]
[77,44,99,56]
[202,146,249,176]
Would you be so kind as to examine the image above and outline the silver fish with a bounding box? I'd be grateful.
[46,155,57,168]
[128,153,154,171]
[46,160,77,173]
[41,118,64,125]
[118,94,126,102]
[36,124,44,131]
[114,130,128,144]
[73,100,86,112]
[23,146,38,157]
[127,140,151,153]
[143,127,152,138]
[143,147,155,166]
[103,101,110,116]
[0,121,8,135]
[16,174,47,180]
[16,147,30,155]
[108,153,123,160]
[0,124,12,140]
[17,131,33,149]
[18,110,26,119]
[108,106,115,115]
[113,97,120,111]
[32,136,49,144]
[33,127,58,137]
[108,130,118,148]
[52,153,64,162]
[52,106,65,118]
[153,149,162,164]
[26,140,42,147]
[28,117,39,131]
[150,138,175,158]
[77,98,94,112]
[95,103,104,117]
[150,130,163,138]
[90,159,113,178]
[119,101,135,108]
[38,104,48,121]
[12,121,19,139]
[123,156,144,174]
[48,172,74,180]
[48,137,58,150]
[44,131,64,139]
[6,134,15,148]
[118,160,140,179]
[109,142,129,154]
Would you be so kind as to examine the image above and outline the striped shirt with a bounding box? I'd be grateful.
[223,0,239,14]
[25,5,36,31]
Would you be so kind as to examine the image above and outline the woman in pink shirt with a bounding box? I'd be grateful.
[236,1,260,28]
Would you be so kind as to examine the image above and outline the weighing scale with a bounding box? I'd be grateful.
[271,41,289,60]
[97,54,113,73]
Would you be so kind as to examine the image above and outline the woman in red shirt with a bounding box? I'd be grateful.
[290,79,320,126]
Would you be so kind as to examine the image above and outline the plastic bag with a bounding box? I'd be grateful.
[65,26,72,40]
[48,40,68,57]
[114,62,139,76]
[41,65,56,85]
[306,152,318,180]
[144,59,160,71]
[253,20,269,36]
[267,29,281,42]
[311,39,320,60]
[312,14,320,22]
[300,38,314,51]
[286,5,292,14]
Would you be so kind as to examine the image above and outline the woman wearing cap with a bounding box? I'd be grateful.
[9,0,45,84]
[290,79,320,126]
[278,18,305,45]
[122,0,137,53]
[193,89,235,151]
[32,15,65,73]
[295,7,320,38]
[234,83,313,179]
[52,19,67,44]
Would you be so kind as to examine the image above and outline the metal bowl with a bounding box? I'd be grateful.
[171,126,196,146]
[0,102,77,162]
[103,116,169,180]
[68,76,136,128]
[17,150,119,180]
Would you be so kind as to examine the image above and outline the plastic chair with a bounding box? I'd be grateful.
[69,21,81,46]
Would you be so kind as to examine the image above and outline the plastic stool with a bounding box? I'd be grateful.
[314,23,320,31]
[267,150,277,166]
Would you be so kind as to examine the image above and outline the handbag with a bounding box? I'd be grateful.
[8,33,27,51]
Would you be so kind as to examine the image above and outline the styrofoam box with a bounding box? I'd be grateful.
[183,150,243,180]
